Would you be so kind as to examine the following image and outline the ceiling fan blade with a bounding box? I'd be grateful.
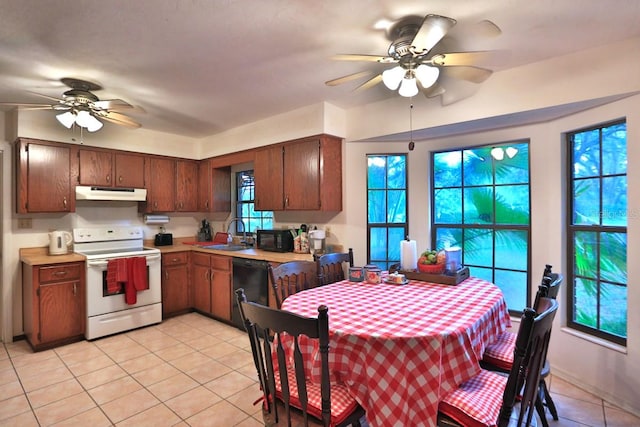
[325,71,372,86]
[430,51,504,67]
[94,99,134,110]
[332,54,396,64]
[27,91,65,103]
[444,66,493,83]
[475,20,502,38]
[421,83,446,98]
[0,102,53,109]
[411,14,457,54]
[355,74,382,91]
[99,111,141,129]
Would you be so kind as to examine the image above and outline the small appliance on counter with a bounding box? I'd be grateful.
[198,219,213,242]
[154,226,173,246]
[256,229,294,252]
[49,230,72,255]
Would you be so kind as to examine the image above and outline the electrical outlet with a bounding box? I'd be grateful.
[18,218,33,229]
[325,226,331,235]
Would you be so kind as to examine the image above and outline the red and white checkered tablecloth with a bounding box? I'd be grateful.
[280,276,511,427]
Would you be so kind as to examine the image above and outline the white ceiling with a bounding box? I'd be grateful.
[1,0,639,139]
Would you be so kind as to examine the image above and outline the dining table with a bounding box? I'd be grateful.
[279,274,512,427]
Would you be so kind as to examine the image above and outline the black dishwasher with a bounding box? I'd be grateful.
[231,257,270,330]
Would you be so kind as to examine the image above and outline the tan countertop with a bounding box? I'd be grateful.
[20,237,314,266]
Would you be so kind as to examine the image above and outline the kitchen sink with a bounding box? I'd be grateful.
[201,244,249,251]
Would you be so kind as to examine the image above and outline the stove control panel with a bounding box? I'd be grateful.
[73,226,144,243]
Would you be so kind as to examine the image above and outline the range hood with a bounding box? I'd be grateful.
[75,186,147,201]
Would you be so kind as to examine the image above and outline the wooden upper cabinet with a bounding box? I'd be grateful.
[176,159,198,211]
[114,153,145,188]
[15,138,73,213]
[198,161,232,213]
[146,157,176,212]
[254,145,284,211]
[78,148,145,188]
[254,134,342,211]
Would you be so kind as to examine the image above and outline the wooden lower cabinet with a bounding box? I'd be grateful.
[161,252,190,318]
[191,252,232,321]
[22,262,86,351]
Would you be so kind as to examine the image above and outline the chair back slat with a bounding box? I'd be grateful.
[236,288,333,426]
[315,248,354,285]
[497,297,558,427]
[269,261,320,309]
[533,264,563,311]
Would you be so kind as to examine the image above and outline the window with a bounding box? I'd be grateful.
[367,154,407,270]
[432,142,531,313]
[236,170,273,233]
[567,120,627,346]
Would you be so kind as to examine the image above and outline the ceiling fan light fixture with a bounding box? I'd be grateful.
[85,115,104,132]
[56,111,76,128]
[415,64,440,89]
[382,66,405,90]
[75,110,93,128]
[398,72,419,97]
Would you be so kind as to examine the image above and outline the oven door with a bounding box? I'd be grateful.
[86,254,161,317]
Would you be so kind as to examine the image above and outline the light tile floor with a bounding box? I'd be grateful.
[0,312,638,426]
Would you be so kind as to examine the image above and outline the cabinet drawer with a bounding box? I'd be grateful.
[211,255,231,271]
[162,252,188,266]
[39,263,82,283]
[192,251,211,267]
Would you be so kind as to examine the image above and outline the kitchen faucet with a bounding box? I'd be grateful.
[227,217,247,245]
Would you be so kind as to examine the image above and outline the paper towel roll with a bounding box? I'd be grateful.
[400,240,418,271]
[144,215,170,225]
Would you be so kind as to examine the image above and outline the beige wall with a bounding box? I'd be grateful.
[2,36,639,416]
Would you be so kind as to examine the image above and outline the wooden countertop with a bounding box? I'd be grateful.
[20,237,314,266]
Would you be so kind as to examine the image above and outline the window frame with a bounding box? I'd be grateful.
[235,170,273,234]
[366,153,408,270]
[431,140,532,316]
[565,119,627,346]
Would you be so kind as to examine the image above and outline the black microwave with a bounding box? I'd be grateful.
[256,229,294,252]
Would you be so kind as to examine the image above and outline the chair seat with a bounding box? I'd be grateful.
[439,369,508,427]
[275,366,360,426]
[482,331,517,372]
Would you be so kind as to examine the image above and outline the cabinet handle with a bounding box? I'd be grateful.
[210,269,214,281]
[205,200,209,209]
[172,258,178,262]
[154,201,158,208]
[285,196,289,207]
[63,197,67,208]
[54,271,68,277]
[106,174,111,183]
[165,271,169,280]
[73,283,77,296]
[119,175,123,183]
[204,270,209,280]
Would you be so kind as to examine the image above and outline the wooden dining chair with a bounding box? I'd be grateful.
[438,297,559,427]
[314,248,354,285]
[480,265,564,427]
[235,289,366,427]
[269,260,320,309]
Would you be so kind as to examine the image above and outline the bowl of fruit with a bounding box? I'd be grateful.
[417,249,446,274]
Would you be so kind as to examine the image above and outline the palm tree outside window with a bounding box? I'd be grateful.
[567,120,627,346]
[432,142,531,314]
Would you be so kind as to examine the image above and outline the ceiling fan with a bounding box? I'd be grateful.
[0,78,142,131]
[325,14,502,99]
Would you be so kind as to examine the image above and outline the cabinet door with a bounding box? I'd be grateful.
[114,153,145,188]
[148,157,176,212]
[254,145,284,211]
[211,269,231,320]
[210,255,231,321]
[212,167,232,213]
[162,252,190,317]
[17,140,72,213]
[39,279,84,343]
[284,139,320,210]
[192,264,212,313]
[176,160,198,211]
[198,160,212,212]
[78,149,113,186]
